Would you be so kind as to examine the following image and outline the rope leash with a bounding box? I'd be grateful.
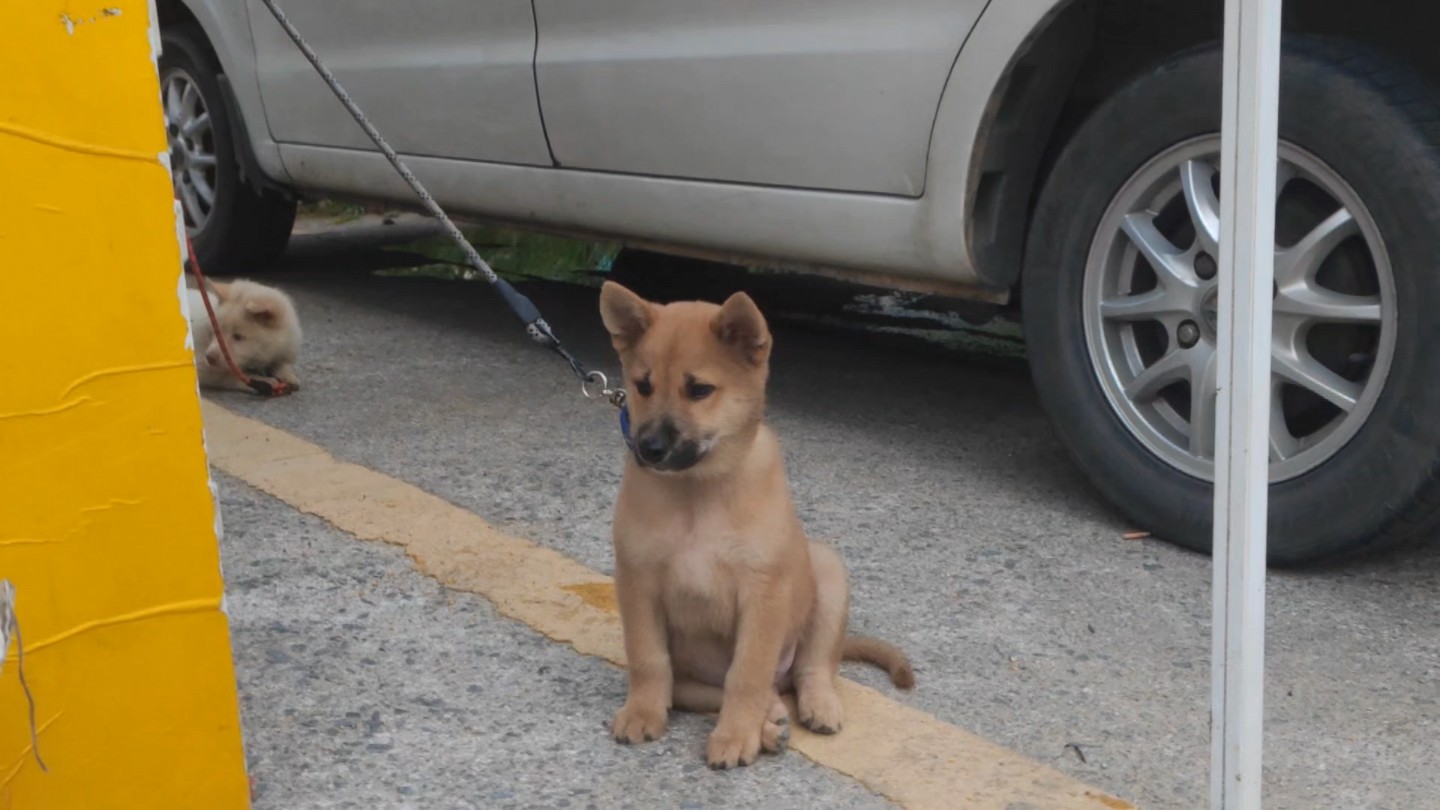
[255,0,623,410]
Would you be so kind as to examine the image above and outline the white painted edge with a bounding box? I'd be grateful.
[0,581,14,673]
[144,0,161,65]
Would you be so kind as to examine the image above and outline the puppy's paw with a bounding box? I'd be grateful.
[274,367,301,388]
[612,702,667,745]
[706,723,762,770]
[760,711,791,755]
[760,696,790,754]
[798,687,845,735]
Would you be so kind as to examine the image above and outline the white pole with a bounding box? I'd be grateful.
[1212,0,1282,806]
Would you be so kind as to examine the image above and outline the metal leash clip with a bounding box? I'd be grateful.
[581,371,627,409]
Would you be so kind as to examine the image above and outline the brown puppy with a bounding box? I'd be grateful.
[599,281,913,770]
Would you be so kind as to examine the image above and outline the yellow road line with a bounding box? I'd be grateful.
[203,402,1135,810]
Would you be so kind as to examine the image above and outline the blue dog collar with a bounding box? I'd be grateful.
[619,404,636,454]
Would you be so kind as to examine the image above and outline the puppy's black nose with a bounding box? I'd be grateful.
[636,435,669,464]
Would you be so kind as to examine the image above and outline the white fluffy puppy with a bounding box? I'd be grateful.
[186,279,302,391]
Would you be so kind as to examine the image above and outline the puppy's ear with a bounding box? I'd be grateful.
[210,281,232,301]
[712,292,771,365]
[599,282,654,351]
[245,298,278,327]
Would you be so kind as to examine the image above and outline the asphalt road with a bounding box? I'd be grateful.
[212,216,1438,809]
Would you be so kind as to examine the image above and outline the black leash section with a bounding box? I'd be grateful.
[256,0,617,403]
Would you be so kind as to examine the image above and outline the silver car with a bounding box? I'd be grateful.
[157,0,1440,564]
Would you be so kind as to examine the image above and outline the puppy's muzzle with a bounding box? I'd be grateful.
[634,419,704,472]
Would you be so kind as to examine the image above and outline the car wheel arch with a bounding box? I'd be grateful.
[156,0,294,190]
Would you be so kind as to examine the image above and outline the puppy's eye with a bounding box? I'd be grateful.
[634,376,653,397]
[231,332,245,343]
[686,382,715,401]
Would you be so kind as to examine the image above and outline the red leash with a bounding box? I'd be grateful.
[183,231,294,397]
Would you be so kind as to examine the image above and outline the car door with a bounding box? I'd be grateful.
[246,0,552,166]
[532,0,987,196]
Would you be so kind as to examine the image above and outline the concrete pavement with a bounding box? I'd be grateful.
[221,475,891,810]
[210,220,1439,809]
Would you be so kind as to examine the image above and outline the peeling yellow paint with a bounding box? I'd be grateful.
[60,360,193,398]
[58,6,125,37]
[0,1,248,806]
[0,397,96,421]
[0,120,158,163]
[561,581,620,614]
[204,403,1137,810]
[26,597,225,655]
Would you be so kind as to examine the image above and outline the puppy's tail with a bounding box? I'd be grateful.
[842,635,915,690]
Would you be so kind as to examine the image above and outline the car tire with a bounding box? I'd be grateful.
[1023,36,1440,565]
[159,25,296,274]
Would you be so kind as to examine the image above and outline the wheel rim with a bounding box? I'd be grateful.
[1082,136,1397,483]
[161,67,218,233]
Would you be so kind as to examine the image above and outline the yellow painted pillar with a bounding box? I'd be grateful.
[0,1,250,807]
